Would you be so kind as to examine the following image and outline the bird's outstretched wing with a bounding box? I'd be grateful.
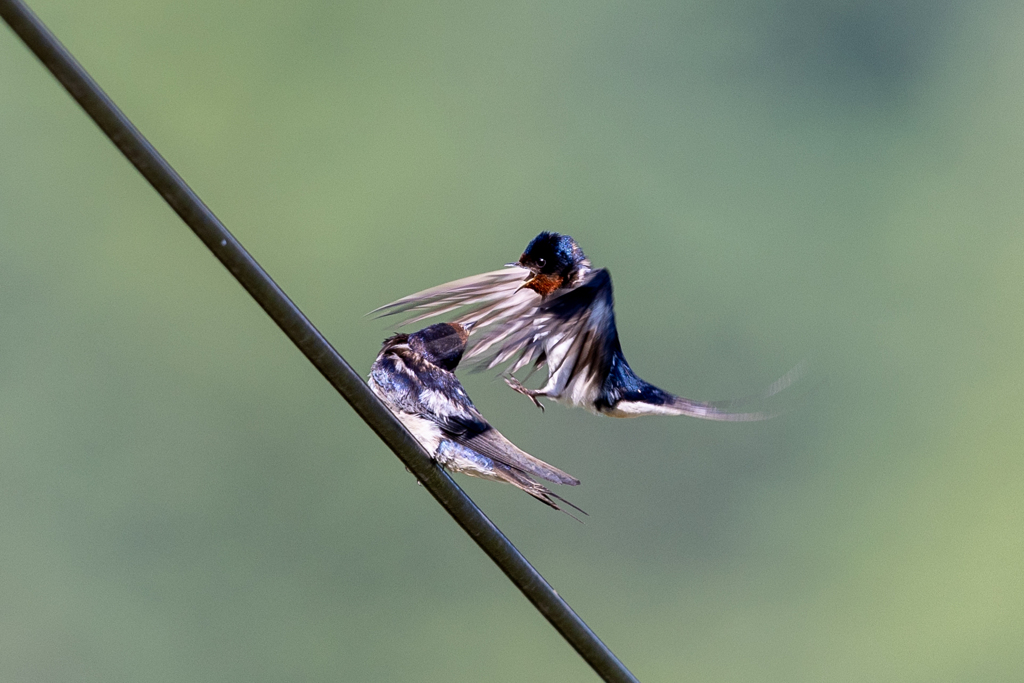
[371,266,537,329]
[468,269,617,386]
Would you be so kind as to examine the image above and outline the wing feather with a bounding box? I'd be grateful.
[468,269,615,387]
[371,267,536,328]
[436,413,579,486]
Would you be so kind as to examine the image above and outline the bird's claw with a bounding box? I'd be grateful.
[503,375,545,411]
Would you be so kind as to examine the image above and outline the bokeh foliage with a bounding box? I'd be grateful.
[2,1,1022,681]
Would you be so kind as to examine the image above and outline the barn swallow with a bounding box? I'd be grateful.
[368,321,584,517]
[373,232,801,419]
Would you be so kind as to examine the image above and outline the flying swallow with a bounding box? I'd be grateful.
[368,321,584,517]
[373,232,801,419]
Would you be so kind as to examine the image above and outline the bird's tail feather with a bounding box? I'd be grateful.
[501,467,587,522]
[667,359,815,421]
[610,360,813,420]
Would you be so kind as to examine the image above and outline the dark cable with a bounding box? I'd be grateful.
[0,2,640,681]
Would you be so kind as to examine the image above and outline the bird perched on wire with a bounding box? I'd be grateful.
[373,232,801,419]
[369,321,584,517]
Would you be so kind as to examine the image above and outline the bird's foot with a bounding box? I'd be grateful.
[503,375,545,412]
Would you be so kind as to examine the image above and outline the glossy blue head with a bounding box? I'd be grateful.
[516,232,587,296]
[518,232,586,276]
[407,322,469,372]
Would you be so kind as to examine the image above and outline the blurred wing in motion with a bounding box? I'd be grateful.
[371,266,537,329]
[468,268,613,374]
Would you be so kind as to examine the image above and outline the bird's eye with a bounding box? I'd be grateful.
[536,257,546,268]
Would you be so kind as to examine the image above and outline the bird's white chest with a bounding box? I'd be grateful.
[394,410,442,454]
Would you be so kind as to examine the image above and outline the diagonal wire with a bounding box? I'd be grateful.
[0,1,640,682]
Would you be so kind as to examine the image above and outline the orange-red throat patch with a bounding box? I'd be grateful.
[523,273,564,297]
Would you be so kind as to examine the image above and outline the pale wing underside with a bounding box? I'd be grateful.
[372,265,575,375]
[470,270,613,401]
[372,267,538,329]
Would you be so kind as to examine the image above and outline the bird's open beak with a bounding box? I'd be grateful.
[515,270,538,293]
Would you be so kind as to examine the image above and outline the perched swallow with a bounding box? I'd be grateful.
[374,232,800,419]
[368,321,584,516]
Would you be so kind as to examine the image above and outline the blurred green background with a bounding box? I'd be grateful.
[2,0,1022,681]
